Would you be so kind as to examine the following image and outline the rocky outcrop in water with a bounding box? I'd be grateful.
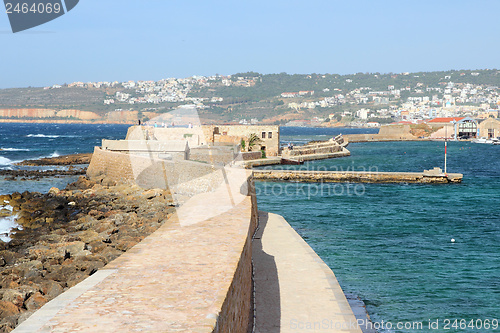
[0,169,86,181]
[0,176,175,332]
[16,153,92,166]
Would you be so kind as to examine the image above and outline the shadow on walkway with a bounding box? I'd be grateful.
[253,211,281,333]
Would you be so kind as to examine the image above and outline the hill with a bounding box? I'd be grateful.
[0,69,499,124]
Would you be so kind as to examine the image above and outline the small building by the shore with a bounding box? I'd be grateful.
[427,117,478,139]
[478,117,500,138]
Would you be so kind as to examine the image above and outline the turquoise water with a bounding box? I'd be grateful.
[256,138,500,332]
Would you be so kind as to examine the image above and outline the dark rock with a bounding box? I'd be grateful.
[1,290,24,308]
[0,301,19,318]
[99,247,122,264]
[24,292,47,311]
[66,273,87,288]
[0,252,20,266]
[114,236,140,252]
[39,280,63,300]
[16,310,35,326]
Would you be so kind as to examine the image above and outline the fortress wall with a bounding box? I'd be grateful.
[86,147,136,183]
[241,151,262,160]
[214,178,258,333]
[87,147,218,189]
[345,125,420,142]
[189,146,239,164]
[126,126,209,147]
[14,167,258,332]
[84,144,260,332]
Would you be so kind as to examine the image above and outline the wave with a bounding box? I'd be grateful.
[49,152,60,158]
[26,134,82,138]
[0,148,31,152]
[0,157,12,165]
[0,215,21,243]
[26,134,61,138]
[0,203,20,243]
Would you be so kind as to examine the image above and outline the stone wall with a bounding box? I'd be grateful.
[126,125,280,157]
[345,125,420,142]
[282,141,342,158]
[101,139,189,161]
[241,151,262,160]
[13,169,258,332]
[189,146,239,165]
[87,147,218,188]
[83,148,258,332]
[213,177,258,333]
[126,126,208,147]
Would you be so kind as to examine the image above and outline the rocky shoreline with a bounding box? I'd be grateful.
[0,169,86,181]
[0,176,175,332]
[15,153,92,167]
[0,153,92,181]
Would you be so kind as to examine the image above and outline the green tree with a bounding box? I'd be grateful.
[247,133,261,151]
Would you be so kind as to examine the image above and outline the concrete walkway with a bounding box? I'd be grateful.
[253,212,363,333]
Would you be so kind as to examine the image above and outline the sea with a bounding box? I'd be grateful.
[259,127,500,333]
[1,124,499,332]
[0,123,130,240]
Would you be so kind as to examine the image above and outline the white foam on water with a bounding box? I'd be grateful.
[0,204,20,243]
[0,148,31,152]
[49,152,60,158]
[0,156,12,165]
[26,134,81,138]
[26,134,60,138]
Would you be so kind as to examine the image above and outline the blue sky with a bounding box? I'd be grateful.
[0,0,499,88]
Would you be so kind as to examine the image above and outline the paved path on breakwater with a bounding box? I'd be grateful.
[13,167,255,333]
[253,212,364,333]
[253,169,463,183]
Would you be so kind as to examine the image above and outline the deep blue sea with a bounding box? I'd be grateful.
[0,123,130,194]
[1,124,499,332]
[257,127,500,332]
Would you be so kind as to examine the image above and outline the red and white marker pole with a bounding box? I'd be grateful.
[444,140,447,174]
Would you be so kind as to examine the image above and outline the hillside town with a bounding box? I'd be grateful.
[34,70,500,128]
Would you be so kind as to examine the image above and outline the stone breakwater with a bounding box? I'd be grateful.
[252,169,463,183]
[0,176,175,332]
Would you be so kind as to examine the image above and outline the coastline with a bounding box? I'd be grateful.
[0,119,136,125]
[0,175,176,331]
[2,128,492,332]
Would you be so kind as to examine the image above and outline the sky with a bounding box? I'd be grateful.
[0,0,499,88]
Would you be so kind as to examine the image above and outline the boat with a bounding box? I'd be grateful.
[472,137,494,144]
